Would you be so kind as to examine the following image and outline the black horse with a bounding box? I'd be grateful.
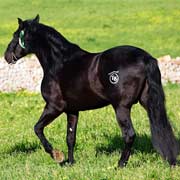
[4,15,179,167]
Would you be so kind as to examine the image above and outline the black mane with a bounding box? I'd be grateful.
[31,22,86,71]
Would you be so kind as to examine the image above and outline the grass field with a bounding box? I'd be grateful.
[0,0,180,57]
[0,0,180,179]
[0,84,180,180]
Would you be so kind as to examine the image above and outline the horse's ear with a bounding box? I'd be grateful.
[34,14,40,23]
[17,18,23,28]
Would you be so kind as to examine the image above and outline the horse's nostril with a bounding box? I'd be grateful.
[12,52,18,60]
[4,52,11,62]
[4,51,16,64]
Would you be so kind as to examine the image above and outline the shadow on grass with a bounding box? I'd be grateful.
[96,134,154,155]
[6,141,41,155]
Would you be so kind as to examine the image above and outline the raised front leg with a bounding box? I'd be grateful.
[114,105,136,168]
[34,103,65,163]
[66,112,79,164]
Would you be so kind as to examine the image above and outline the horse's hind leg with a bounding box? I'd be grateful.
[114,104,136,167]
[34,104,64,163]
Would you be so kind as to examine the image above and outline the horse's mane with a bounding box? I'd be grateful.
[35,23,84,62]
[37,23,79,50]
[28,21,87,72]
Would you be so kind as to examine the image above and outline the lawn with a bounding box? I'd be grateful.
[0,0,180,57]
[0,84,180,180]
[0,0,180,179]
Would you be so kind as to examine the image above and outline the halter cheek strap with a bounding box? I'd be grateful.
[19,30,25,49]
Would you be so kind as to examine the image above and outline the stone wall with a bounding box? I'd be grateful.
[0,56,42,92]
[158,55,180,84]
[0,55,179,92]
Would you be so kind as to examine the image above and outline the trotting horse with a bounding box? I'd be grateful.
[4,15,179,167]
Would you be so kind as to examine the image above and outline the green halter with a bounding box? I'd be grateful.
[19,30,25,49]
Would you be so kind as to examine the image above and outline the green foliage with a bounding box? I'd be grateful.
[0,84,180,179]
[0,0,180,57]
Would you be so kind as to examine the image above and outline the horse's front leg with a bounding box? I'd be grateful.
[66,112,79,164]
[34,103,65,163]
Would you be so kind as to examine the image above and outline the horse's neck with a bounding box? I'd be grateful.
[34,27,88,73]
[35,39,87,74]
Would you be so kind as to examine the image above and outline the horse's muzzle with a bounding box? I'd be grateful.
[4,51,18,64]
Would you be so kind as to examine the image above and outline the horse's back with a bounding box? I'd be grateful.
[100,45,151,65]
[99,45,152,78]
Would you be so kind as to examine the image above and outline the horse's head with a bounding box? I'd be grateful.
[4,15,40,64]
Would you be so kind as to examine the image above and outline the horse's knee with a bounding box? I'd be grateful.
[124,131,136,145]
[34,124,38,135]
[34,124,42,136]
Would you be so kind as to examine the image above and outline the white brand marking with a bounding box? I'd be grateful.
[108,71,119,84]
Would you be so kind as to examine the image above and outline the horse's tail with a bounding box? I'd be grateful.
[144,57,179,165]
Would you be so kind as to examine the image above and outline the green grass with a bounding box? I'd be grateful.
[0,0,180,57]
[0,84,180,180]
[0,0,180,179]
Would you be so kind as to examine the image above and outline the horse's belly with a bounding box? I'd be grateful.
[64,90,109,111]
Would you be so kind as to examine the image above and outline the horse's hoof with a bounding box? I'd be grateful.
[118,160,127,168]
[59,159,75,167]
[168,158,176,168]
[52,150,65,163]
[170,161,176,168]
[67,159,76,165]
